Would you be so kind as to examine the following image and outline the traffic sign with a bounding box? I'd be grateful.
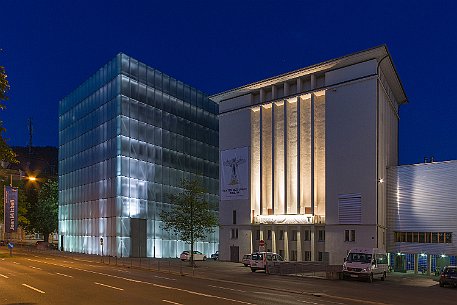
[7,242,14,249]
[100,237,104,245]
[259,240,265,247]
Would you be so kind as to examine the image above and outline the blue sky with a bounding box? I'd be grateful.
[1,0,456,165]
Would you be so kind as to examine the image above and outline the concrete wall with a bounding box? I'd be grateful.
[218,108,252,261]
[324,60,379,264]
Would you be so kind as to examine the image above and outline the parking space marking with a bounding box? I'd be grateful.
[22,284,45,294]
[0,274,9,278]
[94,282,124,291]
[56,272,73,278]
[162,300,183,305]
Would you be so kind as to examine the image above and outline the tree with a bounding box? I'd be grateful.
[25,179,58,242]
[0,62,17,164]
[160,179,218,266]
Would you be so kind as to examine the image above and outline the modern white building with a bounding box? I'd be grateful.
[211,45,407,265]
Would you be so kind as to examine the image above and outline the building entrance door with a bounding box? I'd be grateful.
[230,245,239,262]
[131,218,147,257]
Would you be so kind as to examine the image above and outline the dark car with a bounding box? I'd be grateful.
[439,266,457,287]
[211,251,219,260]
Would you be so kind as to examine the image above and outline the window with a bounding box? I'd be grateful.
[232,210,236,225]
[394,231,452,244]
[318,230,325,242]
[318,252,323,262]
[344,230,355,242]
[255,230,260,240]
[304,230,311,241]
[267,230,272,240]
[292,230,298,241]
[304,251,311,261]
[231,228,238,239]
[290,250,297,261]
[279,249,284,258]
[279,230,284,240]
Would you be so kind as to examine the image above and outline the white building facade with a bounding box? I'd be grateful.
[212,46,407,265]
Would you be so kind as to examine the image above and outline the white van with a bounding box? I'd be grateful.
[250,252,283,272]
[342,248,388,282]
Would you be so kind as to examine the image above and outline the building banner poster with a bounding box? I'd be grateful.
[4,186,18,233]
[221,147,248,200]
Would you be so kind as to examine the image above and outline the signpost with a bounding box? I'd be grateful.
[7,242,14,257]
[259,239,265,252]
[100,237,104,262]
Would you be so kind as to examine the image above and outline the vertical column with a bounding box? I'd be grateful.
[260,106,263,215]
[310,94,315,215]
[272,228,277,253]
[297,77,302,93]
[284,100,288,214]
[297,96,301,214]
[271,104,275,214]
[272,85,277,100]
[260,88,265,103]
[414,253,419,274]
[310,74,316,90]
[427,254,432,276]
[283,228,289,261]
[284,82,289,96]
[296,230,302,261]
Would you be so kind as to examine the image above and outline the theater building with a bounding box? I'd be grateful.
[58,53,219,257]
[212,45,407,264]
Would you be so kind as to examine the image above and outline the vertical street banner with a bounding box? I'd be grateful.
[4,186,18,233]
[221,147,249,200]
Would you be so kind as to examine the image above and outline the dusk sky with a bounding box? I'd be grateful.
[1,0,456,165]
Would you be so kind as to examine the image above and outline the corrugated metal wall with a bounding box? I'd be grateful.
[387,161,457,255]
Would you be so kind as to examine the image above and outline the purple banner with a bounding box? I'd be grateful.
[4,186,18,233]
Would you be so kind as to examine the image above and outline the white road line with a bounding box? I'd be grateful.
[26,258,254,304]
[22,284,45,294]
[208,284,247,293]
[94,282,124,291]
[0,274,9,278]
[162,300,183,305]
[13,262,20,264]
[56,272,73,278]
[30,266,42,270]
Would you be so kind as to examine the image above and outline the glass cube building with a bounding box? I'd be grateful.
[58,53,219,257]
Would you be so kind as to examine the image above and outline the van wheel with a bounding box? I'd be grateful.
[381,272,386,281]
[369,273,374,283]
[251,268,256,272]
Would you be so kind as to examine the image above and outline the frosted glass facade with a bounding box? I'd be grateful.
[59,53,219,257]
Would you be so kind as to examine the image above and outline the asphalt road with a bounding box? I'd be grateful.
[0,248,455,305]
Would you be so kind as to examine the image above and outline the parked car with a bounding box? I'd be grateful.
[250,252,283,272]
[211,251,219,260]
[439,266,457,287]
[180,250,207,261]
[242,254,251,267]
[342,248,388,283]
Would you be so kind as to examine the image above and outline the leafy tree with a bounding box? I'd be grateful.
[25,179,58,242]
[160,179,218,265]
[0,63,17,163]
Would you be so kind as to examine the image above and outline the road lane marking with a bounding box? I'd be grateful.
[0,274,9,278]
[26,258,253,304]
[94,282,124,291]
[162,300,183,305]
[209,284,247,293]
[56,272,73,278]
[22,284,45,294]
[30,266,42,270]
[13,262,20,264]
[151,283,256,305]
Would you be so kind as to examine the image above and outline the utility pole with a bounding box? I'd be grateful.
[28,117,33,154]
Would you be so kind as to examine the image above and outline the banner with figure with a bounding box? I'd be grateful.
[4,186,18,233]
[221,147,248,200]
